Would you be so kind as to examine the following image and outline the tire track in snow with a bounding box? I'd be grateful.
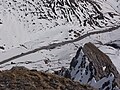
[0,25,120,65]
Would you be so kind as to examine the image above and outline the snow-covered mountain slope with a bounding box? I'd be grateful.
[0,0,120,78]
[55,42,120,89]
[0,0,120,50]
[0,0,120,89]
[106,0,120,13]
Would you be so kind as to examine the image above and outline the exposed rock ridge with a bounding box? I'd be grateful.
[83,42,120,87]
[55,42,120,90]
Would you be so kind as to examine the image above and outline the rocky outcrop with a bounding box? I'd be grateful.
[0,66,96,90]
[56,42,120,90]
[83,42,120,88]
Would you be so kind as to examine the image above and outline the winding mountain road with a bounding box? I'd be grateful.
[0,25,120,65]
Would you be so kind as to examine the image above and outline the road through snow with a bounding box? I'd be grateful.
[0,24,120,65]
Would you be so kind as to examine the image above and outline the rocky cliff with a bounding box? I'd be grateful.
[55,42,120,90]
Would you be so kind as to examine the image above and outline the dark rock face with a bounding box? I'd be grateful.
[83,42,120,88]
[105,40,120,49]
[0,66,96,90]
[56,42,120,90]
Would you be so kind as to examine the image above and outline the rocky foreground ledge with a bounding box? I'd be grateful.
[0,66,96,90]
